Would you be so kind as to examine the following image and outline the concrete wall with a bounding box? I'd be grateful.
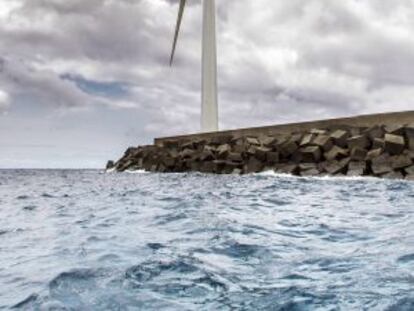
[154,111,414,145]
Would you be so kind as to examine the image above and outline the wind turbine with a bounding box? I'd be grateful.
[170,0,219,133]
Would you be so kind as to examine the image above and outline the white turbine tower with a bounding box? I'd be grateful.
[170,0,219,133]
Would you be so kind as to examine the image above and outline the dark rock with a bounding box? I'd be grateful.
[330,129,350,148]
[106,160,115,170]
[384,134,405,155]
[350,148,368,161]
[390,155,413,170]
[324,145,349,161]
[347,135,370,150]
[347,161,366,176]
[299,146,322,162]
[313,135,333,151]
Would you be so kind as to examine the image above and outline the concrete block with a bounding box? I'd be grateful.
[324,158,350,175]
[232,144,246,154]
[371,154,392,175]
[372,138,385,150]
[299,163,318,171]
[300,146,322,162]
[350,148,368,161]
[210,135,234,145]
[390,155,413,169]
[163,157,176,168]
[366,148,383,161]
[404,165,414,175]
[259,136,278,147]
[330,129,350,148]
[246,137,260,145]
[199,150,215,161]
[228,152,243,162]
[216,144,232,159]
[310,129,327,135]
[180,148,195,159]
[199,161,215,173]
[232,168,243,175]
[347,135,370,150]
[279,141,299,158]
[300,168,321,177]
[254,146,272,161]
[313,135,334,151]
[266,152,280,164]
[244,157,264,173]
[324,145,349,161]
[347,161,366,176]
[384,134,405,155]
[275,163,299,175]
[382,171,404,180]
[290,133,304,144]
[364,125,385,140]
[405,174,414,181]
[300,133,316,146]
[405,125,414,150]
[385,124,405,136]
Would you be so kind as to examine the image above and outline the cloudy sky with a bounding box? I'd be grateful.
[0,0,414,168]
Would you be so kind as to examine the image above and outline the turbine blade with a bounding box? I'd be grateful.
[170,0,186,66]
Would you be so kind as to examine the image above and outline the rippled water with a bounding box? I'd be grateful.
[0,170,414,310]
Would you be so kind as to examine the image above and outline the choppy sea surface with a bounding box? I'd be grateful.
[0,170,414,310]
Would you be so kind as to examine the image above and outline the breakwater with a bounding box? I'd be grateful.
[109,111,414,180]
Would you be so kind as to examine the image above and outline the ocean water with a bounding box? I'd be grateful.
[0,170,414,310]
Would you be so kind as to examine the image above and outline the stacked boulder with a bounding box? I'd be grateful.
[108,124,414,181]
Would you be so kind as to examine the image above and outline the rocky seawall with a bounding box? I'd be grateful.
[108,121,414,181]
